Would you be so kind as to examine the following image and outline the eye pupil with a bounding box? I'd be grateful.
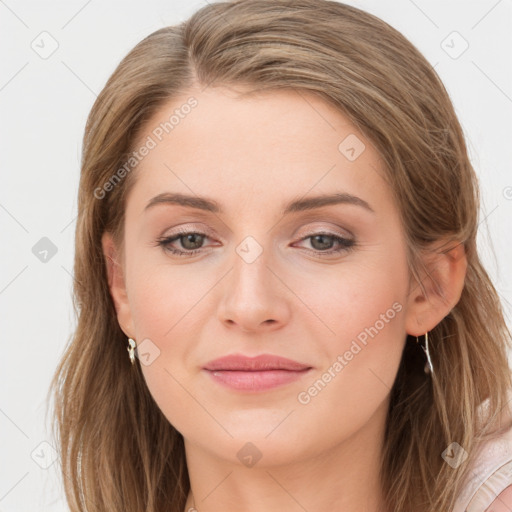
[182,233,204,250]
[310,234,333,250]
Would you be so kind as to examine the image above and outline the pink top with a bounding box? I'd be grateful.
[452,390,512,512]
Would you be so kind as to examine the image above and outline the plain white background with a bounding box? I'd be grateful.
[1,0,511,509]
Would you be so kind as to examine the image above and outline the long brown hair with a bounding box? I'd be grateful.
[46,1,512,510]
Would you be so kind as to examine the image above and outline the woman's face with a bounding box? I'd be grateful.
[104,85,419,466]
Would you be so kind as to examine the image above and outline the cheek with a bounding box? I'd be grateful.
[293,253,409,395]
[127,265,208,433]
[287,262,407,446]
[126,256,220,425]
[296,253,408,347]
[128,252,209,340]
[335,265,407,345]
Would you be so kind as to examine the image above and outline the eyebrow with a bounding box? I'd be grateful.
[144,191,375,215]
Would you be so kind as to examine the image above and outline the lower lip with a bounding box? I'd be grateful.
[204,369,312,392]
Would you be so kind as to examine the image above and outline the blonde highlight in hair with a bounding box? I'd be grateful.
[47,1,512,511]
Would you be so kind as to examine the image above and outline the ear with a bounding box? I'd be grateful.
[101,231,135,339]
[405,241,467,336]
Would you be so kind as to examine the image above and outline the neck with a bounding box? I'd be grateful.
[182,396,390,512]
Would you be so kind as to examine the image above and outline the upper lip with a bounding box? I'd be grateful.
[203,353,312,372]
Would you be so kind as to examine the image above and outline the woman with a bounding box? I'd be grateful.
[47,1,512,511]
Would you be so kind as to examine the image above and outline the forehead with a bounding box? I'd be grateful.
[127,86,392,217]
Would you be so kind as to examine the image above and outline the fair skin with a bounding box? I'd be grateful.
[102,85,467,512]
[486,485,512,511]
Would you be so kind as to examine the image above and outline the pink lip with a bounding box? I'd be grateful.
[202,354,312,392]
[203,353,311,371]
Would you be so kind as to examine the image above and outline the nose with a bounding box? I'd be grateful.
[217,249,291,334]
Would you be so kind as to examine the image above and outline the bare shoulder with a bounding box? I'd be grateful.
[485,484,512,512]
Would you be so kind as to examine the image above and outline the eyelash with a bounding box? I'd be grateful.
[155,228,356,258]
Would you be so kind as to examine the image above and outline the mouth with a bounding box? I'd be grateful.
[202,353,313,392]
[203,353,311,372]
[203,367,313,392]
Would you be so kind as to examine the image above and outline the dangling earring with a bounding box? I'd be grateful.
[416,331,434,376]
[127,338,136,365]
